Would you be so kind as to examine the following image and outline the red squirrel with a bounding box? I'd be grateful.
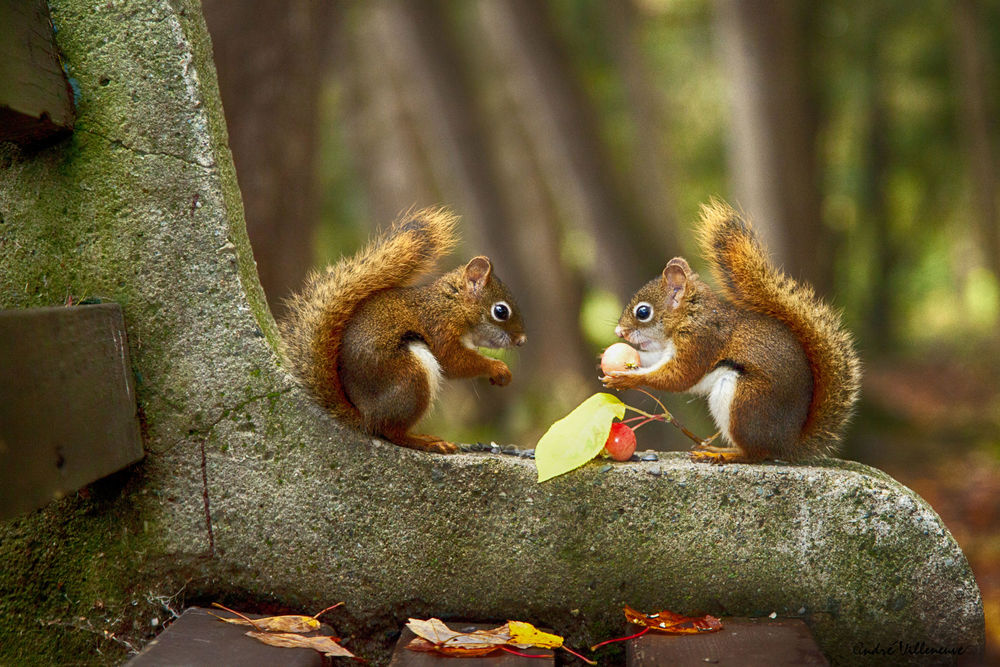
[603,201,861,463]
[279,208,526,453]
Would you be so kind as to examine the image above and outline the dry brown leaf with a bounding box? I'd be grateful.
[209,601,343,633]
[404,618,510,657]
[405,617,510,649]
[405,617,463,645]
[405,636,502,657]
[214,613,320,633]
[593,605,724,652]
[246,631,355,658]
[405,617,594,663]
[622,604,723,633]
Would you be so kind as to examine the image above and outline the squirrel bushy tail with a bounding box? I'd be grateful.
[279,207,458,424]
[697,200,861,456]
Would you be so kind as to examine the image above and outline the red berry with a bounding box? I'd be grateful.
[604,422,636,461]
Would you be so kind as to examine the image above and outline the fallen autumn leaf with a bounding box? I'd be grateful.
[246,631,356,658]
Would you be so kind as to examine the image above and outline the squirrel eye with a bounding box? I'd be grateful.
[634,302,653,322]
[491,301,511,322]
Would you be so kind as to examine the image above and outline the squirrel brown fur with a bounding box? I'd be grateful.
[603,200,861,463]
[279,207,526,454]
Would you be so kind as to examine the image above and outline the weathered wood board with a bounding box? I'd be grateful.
[127,607,328,667]
[626,617,828,666]
[0,304,142,519]
[0,0,76,145]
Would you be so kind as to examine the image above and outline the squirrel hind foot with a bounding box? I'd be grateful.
[387,431,458,454]
[689,448,761,465]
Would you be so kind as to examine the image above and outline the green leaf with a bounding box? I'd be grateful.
[535,393,626,482]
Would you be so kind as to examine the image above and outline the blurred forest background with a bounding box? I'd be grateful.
[202,0,999,656]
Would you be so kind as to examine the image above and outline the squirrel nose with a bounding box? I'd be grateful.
[615,325,624,339]
[514,334,527,347]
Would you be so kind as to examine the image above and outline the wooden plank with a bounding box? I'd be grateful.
[0,304,143,519]
[389,623,554,666]
[127,607,327,666]
[0,0,76,146]
[626,617,828,666]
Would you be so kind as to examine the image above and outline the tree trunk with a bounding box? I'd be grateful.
[335,4,440,229]
[202,0,334,315]
[714,0,829,293]
[603,0,682,257]
[478,0,653,298]
[371,0,520,277]
[952,0,1000,280]
[862,60,894,350]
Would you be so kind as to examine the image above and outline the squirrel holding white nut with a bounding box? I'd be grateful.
[604,200,861,464]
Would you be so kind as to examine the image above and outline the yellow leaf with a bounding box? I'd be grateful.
[507,620,564,649]
[535,393,626,482]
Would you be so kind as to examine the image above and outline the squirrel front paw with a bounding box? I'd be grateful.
[601,371,641,391]
[489,361,512,386]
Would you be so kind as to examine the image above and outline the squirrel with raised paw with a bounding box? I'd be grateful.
[280,207,526,454]
[603,200,861,464]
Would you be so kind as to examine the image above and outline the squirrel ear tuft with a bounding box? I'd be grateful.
[662,257,690,309]
[464,256,493,293]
